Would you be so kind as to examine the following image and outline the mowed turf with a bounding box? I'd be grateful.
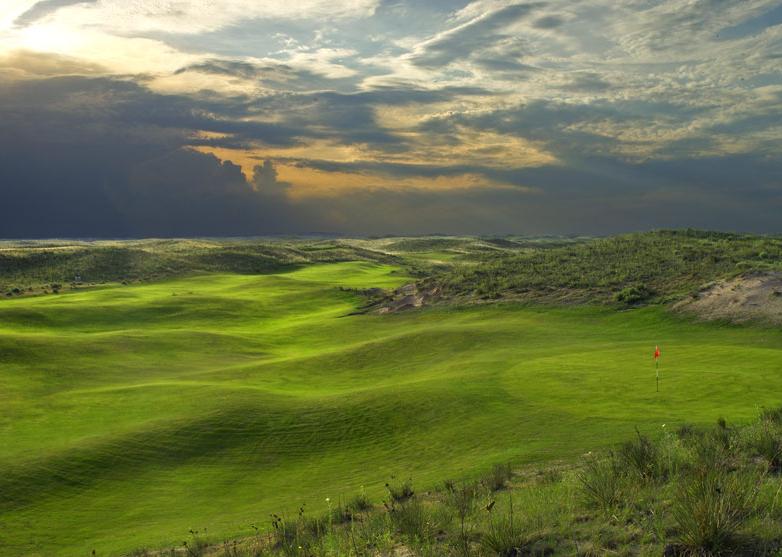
[2,262,782,556]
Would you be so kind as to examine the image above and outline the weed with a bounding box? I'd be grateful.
[445,481,480,556]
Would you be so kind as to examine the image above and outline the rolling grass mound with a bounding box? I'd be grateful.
[2,260,782,555]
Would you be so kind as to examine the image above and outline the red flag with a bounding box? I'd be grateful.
[654,345,661,360]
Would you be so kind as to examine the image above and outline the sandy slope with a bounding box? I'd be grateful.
[675,272,782,324]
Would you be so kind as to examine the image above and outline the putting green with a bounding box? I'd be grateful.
[2,261,781,556]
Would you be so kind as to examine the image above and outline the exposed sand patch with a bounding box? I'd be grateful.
[675,272,782,324]
[377,283,441,313]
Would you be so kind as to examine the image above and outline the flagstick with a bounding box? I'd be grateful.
[656,359,659,393]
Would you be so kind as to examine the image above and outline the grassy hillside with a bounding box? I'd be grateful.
[431,230,782,303]
[3,260,782,555]
[0,238,399,295]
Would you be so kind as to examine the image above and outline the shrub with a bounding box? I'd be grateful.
[672,468,759,553]
[614,284,653,305]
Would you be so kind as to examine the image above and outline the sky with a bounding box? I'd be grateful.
[0,0,780,237]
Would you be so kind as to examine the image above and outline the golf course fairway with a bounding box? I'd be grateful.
[2,261,782,556]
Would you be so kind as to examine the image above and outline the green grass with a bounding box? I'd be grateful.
[2,260,782,556]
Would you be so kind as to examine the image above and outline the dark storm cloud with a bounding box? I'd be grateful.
[0,74,299,237]
[0,74,306,147]
[13,0,98,27]
[0,81,295,236]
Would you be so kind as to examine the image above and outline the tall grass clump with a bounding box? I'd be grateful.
[688,419,737,475]
[481,494,529,557]
[759,406,782,425]
[578,452,624,511]
[327,493,373,525]
[387,496,444,544]
[182,529,209,557]
[618,429,665,482]
[618,427,686,483]
[386,477,414,503]
[270,511,327,557]
[484,463,513,492]
[672,466,760,554]
[744,419,782,473]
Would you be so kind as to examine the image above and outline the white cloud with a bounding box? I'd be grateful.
[283,47,358,79]
[51,0,379,34]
